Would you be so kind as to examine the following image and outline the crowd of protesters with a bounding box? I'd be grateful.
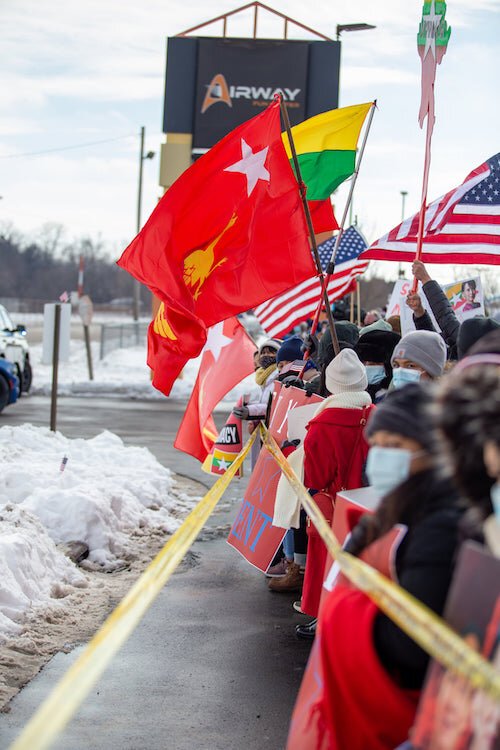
[231,260,500,749]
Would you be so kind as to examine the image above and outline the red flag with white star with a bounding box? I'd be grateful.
[173,317,256,463]
[117,99,314,396]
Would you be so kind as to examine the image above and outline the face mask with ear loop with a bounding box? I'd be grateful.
[392,367,422,390]
[259,355,276,370]
[366,445,427,496]
[365,365,386,386]
[491,483,500,522]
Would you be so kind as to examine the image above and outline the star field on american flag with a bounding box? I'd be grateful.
[364,152,500,265]
[317,226,369,270]
[254,226,369,338]
[462,154,500,205]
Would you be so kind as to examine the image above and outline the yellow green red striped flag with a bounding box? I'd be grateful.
[282,102,372,200]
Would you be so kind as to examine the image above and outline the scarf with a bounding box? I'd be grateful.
[255,363,277,386]
[313,390,372,417]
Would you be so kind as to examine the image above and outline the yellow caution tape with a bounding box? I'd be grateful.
[260,424,500,701]
[9,431,257,750]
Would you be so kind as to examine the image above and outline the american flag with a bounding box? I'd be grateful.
[254,226,369,338]
[363,153,500,265]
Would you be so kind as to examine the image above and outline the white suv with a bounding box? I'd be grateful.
[0,304,32,392]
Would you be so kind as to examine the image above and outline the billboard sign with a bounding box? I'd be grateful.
[193,38,309,150]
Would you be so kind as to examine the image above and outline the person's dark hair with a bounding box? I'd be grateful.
[435,364,500,518]
[461,279,476,293]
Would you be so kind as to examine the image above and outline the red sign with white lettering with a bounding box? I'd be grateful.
[227,384,322,572]
[268,383,323,442]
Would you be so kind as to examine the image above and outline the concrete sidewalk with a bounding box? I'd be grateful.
[1,531,310,749]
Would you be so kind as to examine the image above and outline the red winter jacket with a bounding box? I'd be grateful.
[287,586,419,750]
[300,404,374,617]
[303,405,375,495]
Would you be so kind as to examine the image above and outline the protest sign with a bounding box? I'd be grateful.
[387,277,484,336]
[410,542,500,750]
[268,382,323,443]
[323,487,380,593]
[227,384,322,572]
[227,446,286,572]
[202,408,244,477]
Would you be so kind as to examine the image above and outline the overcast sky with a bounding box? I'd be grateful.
[1,0,499,283]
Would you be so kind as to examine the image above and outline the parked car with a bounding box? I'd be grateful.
[0,358,20,412]
[0,304,32,392]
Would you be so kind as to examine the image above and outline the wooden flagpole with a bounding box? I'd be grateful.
[411,115,433,293]
[411,1,451,293]
[279,95,340,355]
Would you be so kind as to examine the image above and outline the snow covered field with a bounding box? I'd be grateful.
[27,321,255,403]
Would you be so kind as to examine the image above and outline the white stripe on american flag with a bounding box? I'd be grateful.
[455,205,500,216]
[428,166,488,232]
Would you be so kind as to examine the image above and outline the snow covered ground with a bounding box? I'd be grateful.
[0,313,260,706]
[0,425,199,639]
[27,319,256,404]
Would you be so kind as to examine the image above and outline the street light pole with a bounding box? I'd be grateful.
[133,126,155,321]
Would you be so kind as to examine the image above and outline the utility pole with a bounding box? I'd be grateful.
[133,127,155,321]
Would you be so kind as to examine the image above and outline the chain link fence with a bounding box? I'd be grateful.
[100,322,149,359]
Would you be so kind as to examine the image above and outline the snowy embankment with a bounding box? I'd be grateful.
[0,425,199,638]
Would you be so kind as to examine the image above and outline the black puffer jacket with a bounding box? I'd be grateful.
[375,470,465,688]
[347,469,466,689]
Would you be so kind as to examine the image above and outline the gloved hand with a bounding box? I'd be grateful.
[232,405,250,420]
[281,375,305,389]
[302,333,319,358]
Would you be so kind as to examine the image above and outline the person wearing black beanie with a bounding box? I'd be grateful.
[354,329,401,403]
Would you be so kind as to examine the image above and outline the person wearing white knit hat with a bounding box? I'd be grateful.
[325,348,368,395]
[272,348,374,637]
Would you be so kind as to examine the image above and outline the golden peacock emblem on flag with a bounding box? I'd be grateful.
[153,302,178,340]
[183,214,237,300]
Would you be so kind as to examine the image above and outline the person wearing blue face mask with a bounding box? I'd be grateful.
[287,383,467,750]
[390,330,447,390]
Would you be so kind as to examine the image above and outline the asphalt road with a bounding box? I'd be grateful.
[0,395,311,750]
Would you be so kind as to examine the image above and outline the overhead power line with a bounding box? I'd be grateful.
[0,133,136,160]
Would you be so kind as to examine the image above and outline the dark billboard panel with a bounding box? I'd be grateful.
[163,36,341,159]
[193,38,309,150]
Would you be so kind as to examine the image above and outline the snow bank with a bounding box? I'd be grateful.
[0,424,199,636]
[0,505,86,636]
[0,425,196,568]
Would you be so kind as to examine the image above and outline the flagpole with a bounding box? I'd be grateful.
[411,113,433,293]
[324,101,376,277]
[302,100,376,343]
[279,95,340,356]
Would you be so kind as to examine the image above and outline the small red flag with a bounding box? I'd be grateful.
[308,199,339,236]
[173,317,256,463]
[117,99,314,396]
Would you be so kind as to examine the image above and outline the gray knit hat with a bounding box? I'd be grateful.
[390,330,446,378]
[325,349,368,394]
